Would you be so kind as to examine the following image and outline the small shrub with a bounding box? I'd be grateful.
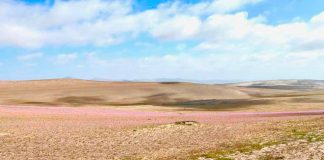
[258,154,284,160]
[174,121,199,126]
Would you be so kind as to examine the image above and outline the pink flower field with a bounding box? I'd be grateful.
[1,105,323,128]
[0,105,323,159]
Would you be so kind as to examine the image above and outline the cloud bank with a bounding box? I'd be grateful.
[1,0,324,80]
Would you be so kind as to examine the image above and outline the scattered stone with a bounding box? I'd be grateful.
[174,121,199,126]
[225,140,324,160]
[0,132,10,137]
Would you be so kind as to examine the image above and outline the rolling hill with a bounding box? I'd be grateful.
[1,79,324,111]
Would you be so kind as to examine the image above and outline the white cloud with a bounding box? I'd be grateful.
[287,51,324,60]
[157,0,263,16]
[0,0,134,48]
[193,10,324,62]
[0,25,43,48]
[72,50,324,80]
[1,0,324,72]
[17,52,43,61]
[0,0,264,48]
[150,15,201,40]
[204,0,263,14]
[2,0,324,80]
[55,53,77,64]
[85,52,109,66]
[310,12,324,26]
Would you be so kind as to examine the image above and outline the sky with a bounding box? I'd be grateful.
[1,0,324,81]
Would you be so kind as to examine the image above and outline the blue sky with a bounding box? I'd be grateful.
[1,0,324,81]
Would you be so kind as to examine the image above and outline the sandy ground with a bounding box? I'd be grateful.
[0,105,323,159]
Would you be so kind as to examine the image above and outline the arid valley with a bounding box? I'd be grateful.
[0,79,323,159]
[2,0,324,159]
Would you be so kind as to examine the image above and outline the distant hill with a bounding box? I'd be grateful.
[2,78,324,111]
[92,78,242,84]
[0,78,251,108]
[232,80,324,90]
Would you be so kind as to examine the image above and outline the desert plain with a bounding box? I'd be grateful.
[0,79,323,159]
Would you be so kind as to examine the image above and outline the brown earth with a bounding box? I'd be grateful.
[1,78,324,111]
[0,105,323,159]
[0,79,323,159]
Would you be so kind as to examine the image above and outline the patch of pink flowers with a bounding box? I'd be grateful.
[0,105,323,128]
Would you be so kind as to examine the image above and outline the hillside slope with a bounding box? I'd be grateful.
[0,79,250,107]
[1,79,324,111]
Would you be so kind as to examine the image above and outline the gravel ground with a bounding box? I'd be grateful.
[0,105,323,159]
[198,130,324,160]
[225,140,324,160]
